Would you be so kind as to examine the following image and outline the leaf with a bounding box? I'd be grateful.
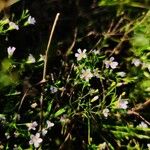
[5,91,21,96]
[111,130,150,139]
[0,114,5,119]
[54,108,66,118]
[143,71,150,78]
[47,100,53,114]
[1,59,12,72]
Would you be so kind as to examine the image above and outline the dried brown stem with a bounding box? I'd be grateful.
[39,13,60,131]
[127,99,150,126]
[42,13,60,81]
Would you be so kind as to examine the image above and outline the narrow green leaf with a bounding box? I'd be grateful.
[54,108,66,118]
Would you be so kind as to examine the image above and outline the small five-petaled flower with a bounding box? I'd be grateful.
[75,49,87,61]
[26,121,38,131]
[104,57,118,69]
[118,99,128,109]
[80,69,93,81]
[29,133,43,148]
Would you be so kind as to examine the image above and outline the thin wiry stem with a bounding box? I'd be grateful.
[39,13,60,131]
[18,89,29,111]
[42,13,60,80]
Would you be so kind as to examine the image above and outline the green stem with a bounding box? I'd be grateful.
[87,99,91,145]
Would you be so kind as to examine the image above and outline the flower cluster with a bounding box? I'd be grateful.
[42,120,54,136]
[27,120,54,148]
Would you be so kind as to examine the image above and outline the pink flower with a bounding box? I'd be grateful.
[104,57,118,69]
[7,46,16,57]
[75,49,87,61]
[118,99,128,109]
[29,133,43,148]
[80,69,93,81]
[26,121,38,130]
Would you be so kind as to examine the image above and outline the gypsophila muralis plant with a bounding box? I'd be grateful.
[0,7,150,149]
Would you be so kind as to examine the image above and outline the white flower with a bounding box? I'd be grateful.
[80,69,93,81]
[26,54,36,63]
[118,99,128,109]
[75,49,87,61]
[26,121,38,130]
[13,144,18,150]
[7,46,16,57]
[147,143,150,150]
[5,133,10,139]
[92,49,100,55]
[31,103,37,108]
[102,108,109,118]
[27,16,36,25]
[138,121,148,128]
[91,95,99,102]
[46,120,54,129]
[50,86,58,93]
[9,22,19,30]
[131,58,141,67]
[29,133,43,148]
[42,128,48,136]
[104,57,118,69]
[117,72,126,77]
[38,54,45,62]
